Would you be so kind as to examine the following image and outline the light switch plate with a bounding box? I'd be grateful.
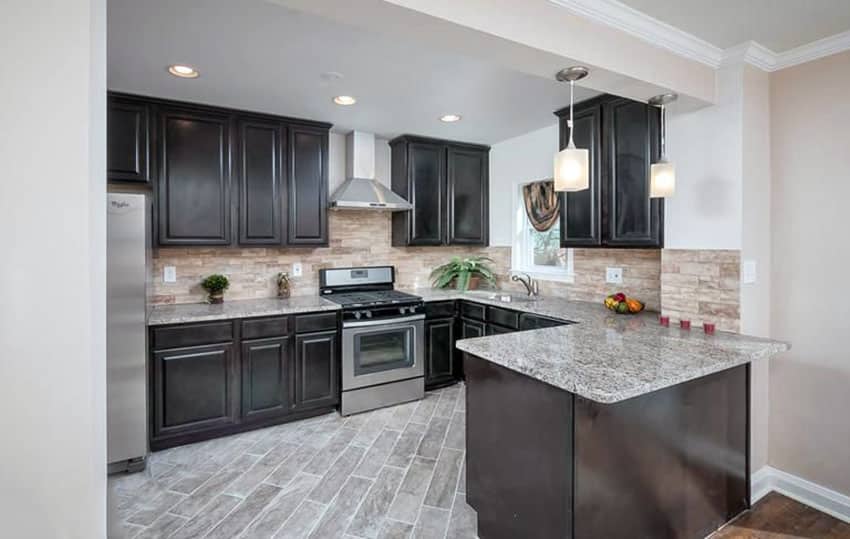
[742,260,757,284]
[292,262,303,277]
[606,267,623,284]
[163,266,177,283]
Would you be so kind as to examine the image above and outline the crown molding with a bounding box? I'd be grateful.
[549,0,850,72]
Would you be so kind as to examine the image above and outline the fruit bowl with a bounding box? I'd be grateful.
[604,293,645,314]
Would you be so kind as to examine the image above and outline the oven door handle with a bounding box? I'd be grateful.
[342,313,425,328]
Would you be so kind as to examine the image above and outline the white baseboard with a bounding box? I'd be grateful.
[751,465,850,523]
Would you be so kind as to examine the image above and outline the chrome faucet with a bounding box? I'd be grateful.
[511,273,539,297]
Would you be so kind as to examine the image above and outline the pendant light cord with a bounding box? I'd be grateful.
[659,104,666,160]
[568,80,576,149]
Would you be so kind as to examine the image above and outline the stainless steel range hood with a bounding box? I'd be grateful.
[329,131,412,211]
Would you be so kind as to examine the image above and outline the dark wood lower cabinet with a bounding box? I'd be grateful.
[241,336,289,422]
[466,355,749,539]
[150,313,340,450]
[152,343,239,442]
[425,317,456,390]
[293,330,339,411]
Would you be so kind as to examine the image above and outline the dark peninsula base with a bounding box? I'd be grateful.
[465,355,750,539]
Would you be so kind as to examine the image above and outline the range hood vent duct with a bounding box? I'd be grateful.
[329,131,412,211]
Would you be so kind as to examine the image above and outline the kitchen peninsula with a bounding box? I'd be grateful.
[449,293,789,539]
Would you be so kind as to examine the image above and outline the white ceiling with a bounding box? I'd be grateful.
[107,0,599,145]
[617,0,850,51]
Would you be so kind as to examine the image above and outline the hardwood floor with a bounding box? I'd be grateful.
[711,492,850,539]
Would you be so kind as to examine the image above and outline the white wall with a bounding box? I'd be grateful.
[489,124,559,247]
[0,0,107,536]
[665,65,743,250]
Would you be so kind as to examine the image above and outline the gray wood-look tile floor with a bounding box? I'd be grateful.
[109,384,477,539]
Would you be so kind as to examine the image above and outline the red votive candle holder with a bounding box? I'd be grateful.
[659,315,670,327]
[680,319,691,330]
[704,322,716,335]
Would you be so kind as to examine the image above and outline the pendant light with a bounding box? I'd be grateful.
[554,66,590,192]
[648,93,677,198]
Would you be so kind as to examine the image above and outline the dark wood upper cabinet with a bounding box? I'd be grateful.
[108,92,330,247]
[558,102,602,247]
[107,96,151,183]
[238,119,284,245]
[448,146,489,245]
[555,94,664,248]
[603,97,664,247]
[157,106,233,245]
[287,125,328,246]
[391,135,489,247]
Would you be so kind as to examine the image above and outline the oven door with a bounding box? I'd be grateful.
[342,314,425,391]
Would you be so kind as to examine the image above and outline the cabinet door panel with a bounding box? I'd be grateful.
[158,107,232,244]
[294,331,338,410]
[288,125,328,245]
[152,343,237,438]
[426,317,456,388]
[448,147,488,245]
[409,142,446,245]
[458,319,486,381]
[242,337,289,420]
[239,120,284,244]
[560,104,602,246]
[108,97,150,183]
[604,98,663,247]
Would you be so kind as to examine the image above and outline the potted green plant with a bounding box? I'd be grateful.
[201,274,230,304]
[430,256,497,291]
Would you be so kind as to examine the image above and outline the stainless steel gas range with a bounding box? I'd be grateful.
[319,266,425,416]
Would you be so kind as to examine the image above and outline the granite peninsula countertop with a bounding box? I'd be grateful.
[147,296,339,326]
[406,288,790,404]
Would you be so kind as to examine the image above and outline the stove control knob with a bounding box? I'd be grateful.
[399,307,406,315]
[354,311,362,320]
[409,305,417,313]
[365,311,373,318]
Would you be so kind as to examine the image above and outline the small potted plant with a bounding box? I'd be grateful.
[430,256,497,291]
[201,274,229,304]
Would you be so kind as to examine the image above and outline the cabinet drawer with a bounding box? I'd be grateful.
[241,316,289,340]
[426,301,456,319]
[152,321,233,350]
[460,301,485,321]
[519,313,570,331]
[295,312,338,333]
[487,323,514,336]
[487,306,519,330]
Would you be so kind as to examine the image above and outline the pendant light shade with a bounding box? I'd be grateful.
[554,144,589,191]
[649,93,677,198]
[650,159,675,198]
[554,66,590,192]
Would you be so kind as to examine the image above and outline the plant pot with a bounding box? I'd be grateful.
[208,292,224,304]
[450,275,481,291]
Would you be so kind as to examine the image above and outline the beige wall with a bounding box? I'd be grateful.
[741,64,772,472]
[769,50,850,497]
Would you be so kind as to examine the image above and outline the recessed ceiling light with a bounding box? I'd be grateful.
[333,95,357,106]
[168,64,199,78]
[440,114,462,123]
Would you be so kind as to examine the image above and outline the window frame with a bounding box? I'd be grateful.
[511,181,575,283]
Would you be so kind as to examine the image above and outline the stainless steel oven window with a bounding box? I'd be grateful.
[353,326,415,376]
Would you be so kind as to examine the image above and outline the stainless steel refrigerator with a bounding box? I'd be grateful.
[107,192,150,473]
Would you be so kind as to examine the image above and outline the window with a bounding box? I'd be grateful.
[512,182,574,282]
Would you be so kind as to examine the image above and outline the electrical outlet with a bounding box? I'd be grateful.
[292,263,303,277]
[742,260,757,284]
[606,267,623,284]
[163,266,177,283]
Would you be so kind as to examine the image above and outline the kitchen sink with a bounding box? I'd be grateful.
[466,291,539,303]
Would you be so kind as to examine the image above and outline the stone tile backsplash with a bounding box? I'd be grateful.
[661,249,741,332]
[151,212,663,309]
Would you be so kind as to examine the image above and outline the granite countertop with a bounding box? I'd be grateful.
[147,296,339,326]
[407,288,790,404]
